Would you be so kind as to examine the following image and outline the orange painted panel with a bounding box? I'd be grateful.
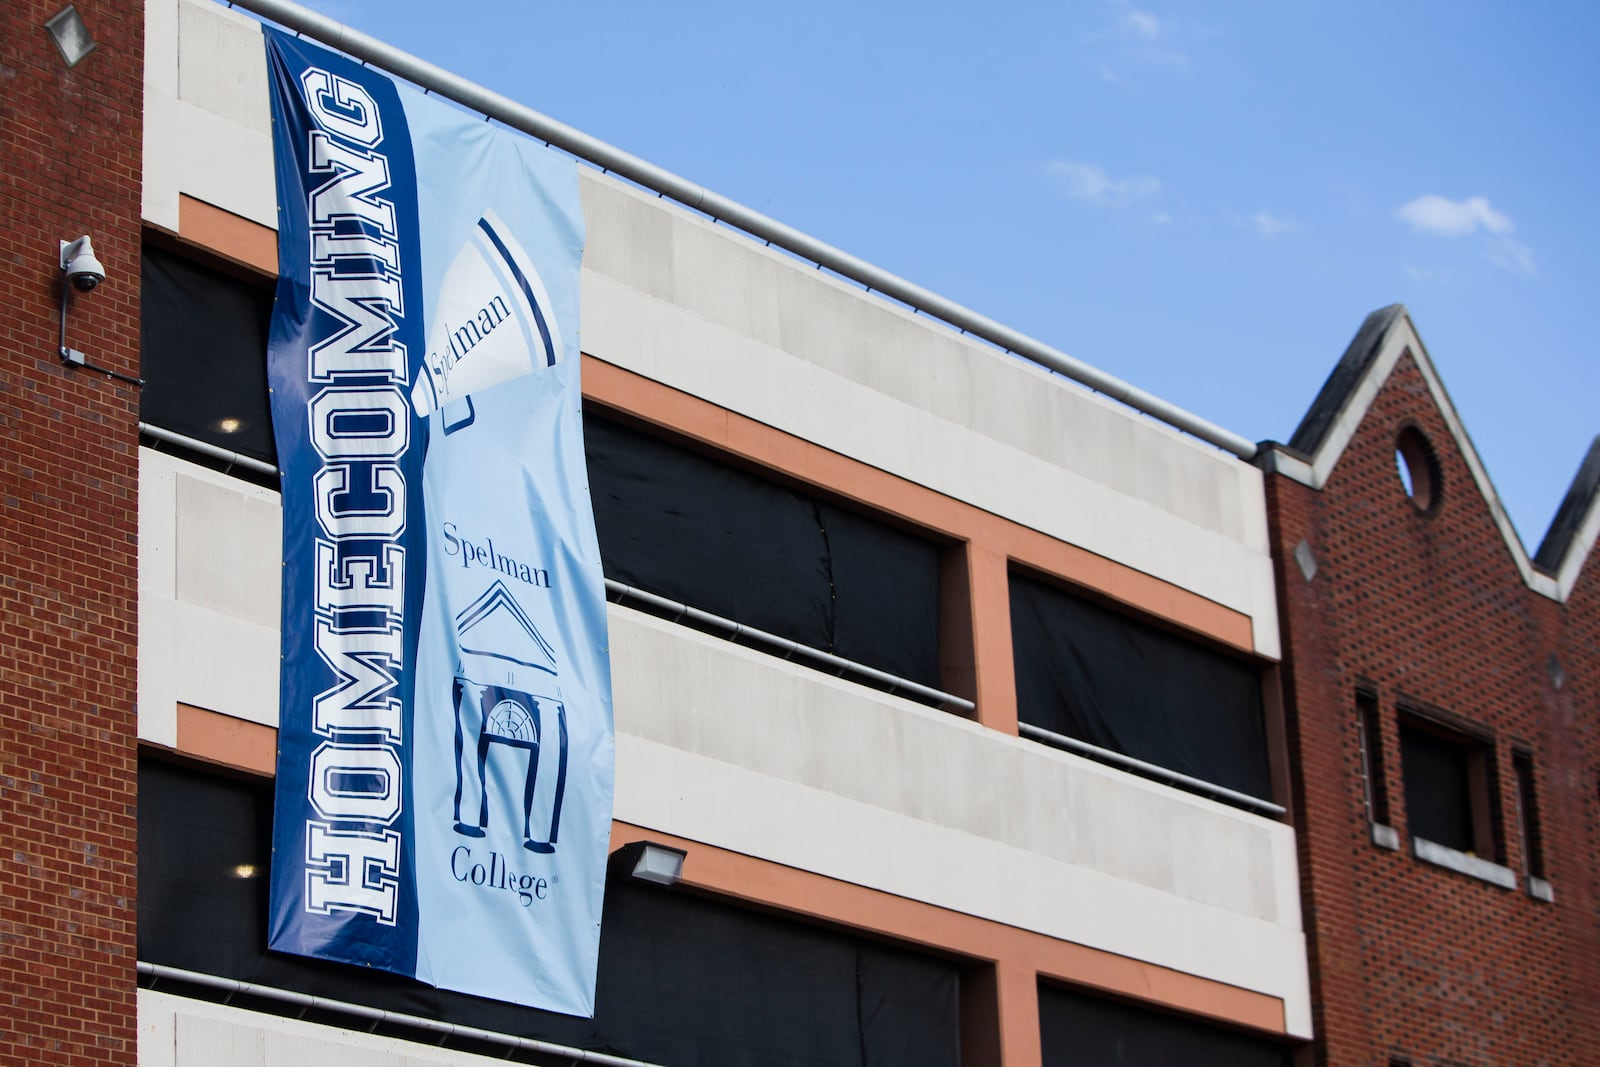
[175,703,276,776]
[177,195,277,275]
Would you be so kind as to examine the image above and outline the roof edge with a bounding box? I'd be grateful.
[1288,304,1406,455]
[1276,305,1597,603]
[1534,436,1600,574]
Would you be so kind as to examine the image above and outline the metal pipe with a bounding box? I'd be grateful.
[138,962,667,1067]
[61,284,143,386]
[223,0,1256,461]
[605,580,976,713]
[139,422,279,476]
[1017,722,1286,817]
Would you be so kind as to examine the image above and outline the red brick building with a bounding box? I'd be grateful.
[1260,305,1600,1067]
[0,1,143,1063]
[4,3,1598,1066]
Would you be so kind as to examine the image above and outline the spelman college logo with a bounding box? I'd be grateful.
[412,212,564,421]
[265,28,613,1014]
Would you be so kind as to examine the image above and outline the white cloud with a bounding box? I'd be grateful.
[1486,238,1537,276]
[1048,160,1161,208]
[1394,194,1513,237]
[1123,10,1163,40]
[1096,62,1133,89]
[1251,211,1298,238]
[1150,212,1173,225]
[1394,195,1535,277]
[1403,264,1451,288]
[1092,4,1189,81]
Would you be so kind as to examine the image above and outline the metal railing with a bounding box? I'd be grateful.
[1017,722,1286,817]
[140,422,278,477]
[605,580,974,714]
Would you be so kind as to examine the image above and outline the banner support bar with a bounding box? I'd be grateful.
[223,0,1258,461]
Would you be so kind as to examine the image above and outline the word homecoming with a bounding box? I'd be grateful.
[298,63,413,927]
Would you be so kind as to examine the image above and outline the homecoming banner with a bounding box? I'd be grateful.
[263,28,613,1016]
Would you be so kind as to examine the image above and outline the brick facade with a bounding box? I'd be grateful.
[1266,329,1600,1066]
[0,1,143,1062]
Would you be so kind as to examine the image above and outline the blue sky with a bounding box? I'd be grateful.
[285,0,1597,548]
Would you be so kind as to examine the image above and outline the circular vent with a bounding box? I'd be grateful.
[1394,425,1442,513]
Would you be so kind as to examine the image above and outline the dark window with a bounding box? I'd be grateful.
[1039,983,1289,1067]
[1009,571,1271,801]
[1356,689,1390,825]
[585,413,944,688]
[1513,749,1546,881]
[1399,716,1498,859]
[140,244,276,465]
[139,758,963,1066]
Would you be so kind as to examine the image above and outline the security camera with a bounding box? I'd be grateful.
[60,235,106,293]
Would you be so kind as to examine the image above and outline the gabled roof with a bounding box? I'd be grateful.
[1535,437,1600,575]
[1257,305,1599,603]
[1288,305,1407,457]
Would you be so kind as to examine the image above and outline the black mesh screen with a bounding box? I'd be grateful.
[585,414,943,687]
[1039,984,1289,1067]
[140,245,276,464]
[139,758,962,1066]
[1009,572,1271,800]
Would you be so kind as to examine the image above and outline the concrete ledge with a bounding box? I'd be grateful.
[1529,876,1555,903]
[1412,837,1517,890]
[1370,823,1399,851]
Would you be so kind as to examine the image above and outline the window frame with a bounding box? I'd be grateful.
[1511,747,1548,887]
[1355,688,1391,827]
[1396,707,1511,886]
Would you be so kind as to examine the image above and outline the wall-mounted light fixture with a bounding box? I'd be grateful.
[58,235,141,387]
[44,6,96,68]
[609,841,687,887]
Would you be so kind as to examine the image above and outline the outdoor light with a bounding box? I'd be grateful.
[57,235,141,386]
[44,6,96,68]
[610,841,687,887]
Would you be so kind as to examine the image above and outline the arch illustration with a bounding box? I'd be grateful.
[449,580,569,853]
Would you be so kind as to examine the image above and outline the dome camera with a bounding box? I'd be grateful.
[60,235,106,293]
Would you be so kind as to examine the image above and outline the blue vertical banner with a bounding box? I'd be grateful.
[264,28,613,1016]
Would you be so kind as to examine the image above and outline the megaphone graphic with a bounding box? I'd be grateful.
[412,211,565,419]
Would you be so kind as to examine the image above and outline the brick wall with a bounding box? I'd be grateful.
[1267,351,1600,1066]
[0,1,143,1063]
